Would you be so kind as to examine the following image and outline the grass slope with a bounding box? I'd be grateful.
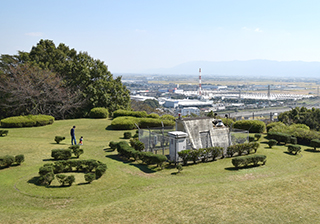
[1,118,320,223]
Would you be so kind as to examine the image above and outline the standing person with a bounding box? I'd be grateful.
[70,126,76,145]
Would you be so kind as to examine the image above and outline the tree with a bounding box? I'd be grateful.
[1,39,130,118]
[0,63,82,119]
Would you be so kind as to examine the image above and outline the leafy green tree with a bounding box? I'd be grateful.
[1,39,130,118]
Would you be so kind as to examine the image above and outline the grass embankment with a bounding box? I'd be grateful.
[1,119,320,223]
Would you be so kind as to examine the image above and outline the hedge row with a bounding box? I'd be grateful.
[226,142,260,157]
[38,159,107,186]
[267,132,291,145]
[232,155,266,168]
[111,116,175,130]
[310,139,320,150]
[268,123,320,146]
[178,146,223,165]
[233,120,266,133]
[0,154,24,168]
[113,110,148,119]
[89,107,109,118]
[0,130,8,136]
[51,146,83,160]
[116,141,167,169]
[1,115,54,128]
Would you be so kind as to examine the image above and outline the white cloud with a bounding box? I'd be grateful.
[255,28,262,32]
[25,32,43,37]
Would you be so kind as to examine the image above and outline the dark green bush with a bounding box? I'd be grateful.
[249,136,255,142]
[51,149,72,160]
[189,149,200,164]
[160,114,175,121]
[15,154,24,165]
[54,136,65,144]
[287,144,301,155]
[1,114,54,128]
[123,132,132,139]
[291,137,297,145]
[69,145,83,158]
[109,141,118,151]
[221,118,235,127]
[178,150,191,165]
[0,130,8,136]
[38,172,55,186]
[268,139,277,148]
[254,133,261,141]
[176,164,183,173]
[227,145,236,157]
[232,155,266,168]
[310,139,320,150]
[95,163,107,179]
[267,132,291,145]
[233,120,266,133]
[147,113,160,119]
[267,122,286,132]
[56,174,75,186]
[84,173,96,183]
[130,139,145,151]
[111,117,138,130]
[0,155,15,167]
[113,109,148,118]
[89,107,109,118]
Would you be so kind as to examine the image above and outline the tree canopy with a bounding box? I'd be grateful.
[0,39,130,119]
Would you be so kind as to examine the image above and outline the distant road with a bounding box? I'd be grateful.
[227,105,320,119]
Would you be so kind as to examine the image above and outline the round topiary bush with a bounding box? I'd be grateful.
[89,107,109,118]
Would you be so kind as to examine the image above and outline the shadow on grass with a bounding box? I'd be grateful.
[46,185,72,188]
[283,151,299,156]
[77,182,90,186]
[105,125,113,130]
[304,148,320,153]
[129,163,156,173]
[27,176,41,186]
[50,143,68,145]
[225,165,262,171]
[105,154,131,164]
[103,148,115,152]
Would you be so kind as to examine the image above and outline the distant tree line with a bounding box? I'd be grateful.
[0,39,130,119]
[278,107,320,131]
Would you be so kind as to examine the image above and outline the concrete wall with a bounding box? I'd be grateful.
[176,117,230,155]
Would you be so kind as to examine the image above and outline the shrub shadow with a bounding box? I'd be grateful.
[103,148,114,152]
[50,143,68,145]
[129,163,156,173]
[27,176,41,186]
[105,125,113,130]
[105,154,131,164]
[77,182,90,186]
[225,165,261,171]
[304,148,320,153]
[283,151,299,156]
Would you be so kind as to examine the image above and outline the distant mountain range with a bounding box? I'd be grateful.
[143,60,320,78]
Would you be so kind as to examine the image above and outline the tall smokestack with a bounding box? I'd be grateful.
[199,68,202,96]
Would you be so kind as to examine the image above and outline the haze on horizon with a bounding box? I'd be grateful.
[1,0,320,74]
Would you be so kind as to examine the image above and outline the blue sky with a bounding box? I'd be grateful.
[1,0,320,73]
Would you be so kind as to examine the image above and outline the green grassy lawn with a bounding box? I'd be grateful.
[1,119,320,223]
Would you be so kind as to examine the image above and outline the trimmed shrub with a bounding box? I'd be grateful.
[254,133,262,141]
[89,107,109,118]
[95,163,107,179]
[189,150,200,164]
[38,172,55,186]
[111,116,138,130]
[249,136,255,142]
[268,139,277,148]
[291,137,297,145]
[287,144,301,155]
[56,174,75,186]
[1,114,54,128]
[178,150,191,165]
[176,164,183,173]
[15,154,25,165]
[123,132,132,139]
[267,122,286,132]
[0,130,8,136]
[147,113,160,119]
[232,155,266,168]
[69,145,84,158]
[51,149,72,160]
[0,155,15,167]
[130,139,144,151]
[267,132,291,145]
[54,136,65,144]
[310,139,320,150]
[221,118,235,127]
[233,120,266,133]
[109,141,118,151]
[84,173,96,183]
[227,145,236,157]
[113,109,147,119]
[160,114,175,121]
